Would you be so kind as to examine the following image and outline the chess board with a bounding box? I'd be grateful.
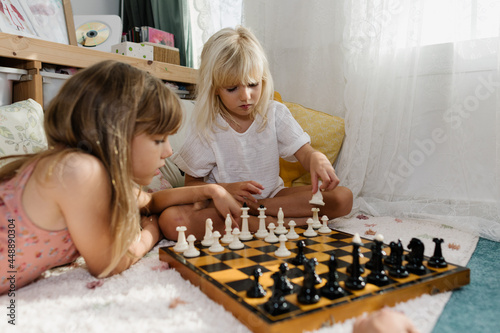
[159,227,470,333]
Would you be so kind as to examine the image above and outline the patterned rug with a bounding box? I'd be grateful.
[0,215,478,333]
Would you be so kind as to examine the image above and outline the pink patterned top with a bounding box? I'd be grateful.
[0,163,79,294]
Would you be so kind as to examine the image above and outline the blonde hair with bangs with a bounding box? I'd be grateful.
[0,60,182,277]
[195,26,274,139]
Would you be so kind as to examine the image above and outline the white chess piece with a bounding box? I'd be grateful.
[220,214,234,243]
[285,220,299,239]
[318,215,332,234]
[303,218,318,237]
[309,180,325,206]
[265,223,279,243]
[274,207,287,234]
[201,218,214,246]
[311,207,322,229]
[229,228,245,250]
[208,231,224,252]
[183,234,200,257]
[255,206,269,238]
[352,232,362,244]
[173,226,189,252]
[239,204,253,240]
[274,234,291,257]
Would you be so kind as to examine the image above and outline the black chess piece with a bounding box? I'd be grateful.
[271,263,294,295]
[264,270,292,315]
[345,241,366,290]
[366,237,390,286]
[297,257,321,304]
[292,240,307,265]
[346,240,365,276]
[320,254,348,300]
[389,239,409,278]
[428,238,447,268]
[384,241,399,266]
[406,238,427,275]
[247,267,266,298]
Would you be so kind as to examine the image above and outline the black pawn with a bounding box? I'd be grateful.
[272,263,294,295]
[384,241,399,266]
[366,238,390,286]
[345,242,366,290]
[264,270,292,315]
[247,267,266,298]
[406,238,426,275]
[389,239,409,278]
[292,240,307,265]
[298,257,320,304]
[365,242,385,270]
[320,254,348,300]
[428,238,447,268]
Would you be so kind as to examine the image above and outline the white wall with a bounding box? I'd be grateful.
[70,0,120,16]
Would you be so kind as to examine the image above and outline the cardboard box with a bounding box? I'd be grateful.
[144,42,180,65]
[111,42,154,60]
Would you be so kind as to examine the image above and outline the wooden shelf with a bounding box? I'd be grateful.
[0,32,198,105]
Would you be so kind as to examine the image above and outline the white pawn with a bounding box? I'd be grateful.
[183,235,200,257]
[239,204,253,240]
[201,218,214,246]
[352,232,362,245]
[285,220,299,239]
[173,226,189,252]
[265,223,279,243]
[274,208,287,235]
[311,207,322,229]
[220,214,234,244]
[274,234,291,257]
[255,206,269,238]
[309,180,325,206]
[303,218,318,237]
[318,215,332,234]
[229,228,245,250]
[208,231,224,253]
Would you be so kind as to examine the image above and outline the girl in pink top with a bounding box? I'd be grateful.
[0,60,240,294]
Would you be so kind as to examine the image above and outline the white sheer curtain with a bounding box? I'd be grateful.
[192,0,500,241]
[187,0,242,68]
[338,0,500,241]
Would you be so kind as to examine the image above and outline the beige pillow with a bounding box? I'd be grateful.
[274,93,345,187]
[0,99,47,166]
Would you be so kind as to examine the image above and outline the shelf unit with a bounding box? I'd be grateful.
[0,32,198,106]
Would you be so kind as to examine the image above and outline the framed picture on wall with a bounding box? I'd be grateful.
[0,0,39,38]
[0,0,76,45]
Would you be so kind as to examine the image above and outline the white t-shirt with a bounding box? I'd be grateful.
[171,101,310,199]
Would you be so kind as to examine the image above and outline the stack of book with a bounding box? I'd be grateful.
[124,26,174,47]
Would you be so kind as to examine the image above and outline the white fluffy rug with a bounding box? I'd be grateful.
[0,215,478,333]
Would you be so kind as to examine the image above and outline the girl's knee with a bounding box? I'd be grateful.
[159,206,187,240]
[330,186,353,216]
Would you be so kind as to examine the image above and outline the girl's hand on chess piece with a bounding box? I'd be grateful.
[353,309,420,333]
[221,180,265,203]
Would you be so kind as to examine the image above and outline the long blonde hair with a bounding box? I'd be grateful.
[195,26,274,139]
[0,60,182,277]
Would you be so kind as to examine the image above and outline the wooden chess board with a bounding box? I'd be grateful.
[159,227,470,333]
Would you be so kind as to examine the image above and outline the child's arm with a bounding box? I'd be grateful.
[294,143,340,193]
[184,174,264,204]
[145,182,242,220]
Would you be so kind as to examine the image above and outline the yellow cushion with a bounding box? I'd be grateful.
[276,94,345,187]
